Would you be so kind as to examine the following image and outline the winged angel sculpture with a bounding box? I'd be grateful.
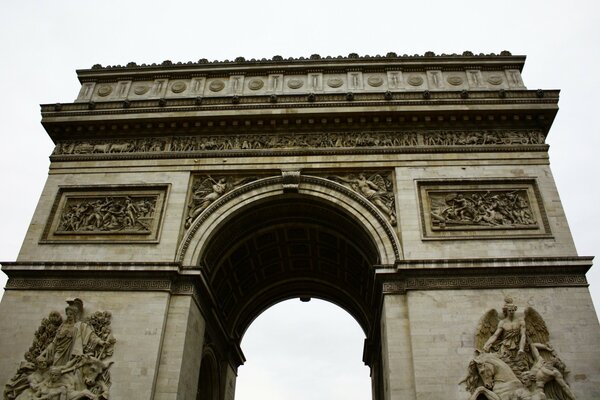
[329,173,397,225]
[461,297,576,400]
[4,298,116,400]
[184,175,256,228]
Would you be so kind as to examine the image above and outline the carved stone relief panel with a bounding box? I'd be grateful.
[322,171,397,226]
[418,180,551,239]
[51,130,546,159]
[461,297,576,400]
[184,174,259,230]
[3,298,116,400]
[42,185,169,243]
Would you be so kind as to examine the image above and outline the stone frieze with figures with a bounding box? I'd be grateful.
[41,186,168,243]
[51,129,545,159]
[418,180,551,239]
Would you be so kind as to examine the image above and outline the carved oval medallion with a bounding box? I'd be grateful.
[248,79,264,90]
[287,78,304,89]
[446,76,464,86]
[171,81,187,93]
[133,85,150,95]
[367,76,384,87]
[327,78,344,88]
[97,85,112,97]
[407,75,424,86]
[209,80,225,92]
[487,75,504,85]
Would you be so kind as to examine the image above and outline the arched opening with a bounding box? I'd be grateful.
[236,299,371,400]
[196,349,220,400]
[193,190,390,399]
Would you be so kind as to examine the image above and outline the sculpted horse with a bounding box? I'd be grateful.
[462,352,528,400]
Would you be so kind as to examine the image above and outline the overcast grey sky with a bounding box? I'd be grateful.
[0,1,599,399]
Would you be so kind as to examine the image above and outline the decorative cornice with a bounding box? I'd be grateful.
[378,256,593,293]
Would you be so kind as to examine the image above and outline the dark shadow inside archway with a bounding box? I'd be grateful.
[201,194,382,346]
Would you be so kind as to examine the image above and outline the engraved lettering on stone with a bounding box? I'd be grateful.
[134,85,150,95]
[311,74,319,90]
[461,297,576,400]
[171,81,187,93]
[327,173,396,225]
[367,76,384,87]
[487,75,504,85]
[510,71,521,86]
[56,195,158,234]
[248,79,264,90]
[287,78,303,89]
[209,80,225,92]
[429,189,536,229]
[192,78,204,92]
[447,76,464,86]
[185,175,257,229]
[153,80,164,95]
[407,75,424,86]
[469,71,481,87]
[327,78,344,88]
[3,298,116,400]
[118,82,128,96]
[97,85,112,97]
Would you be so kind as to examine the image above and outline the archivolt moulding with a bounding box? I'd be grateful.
[177,174,402,266]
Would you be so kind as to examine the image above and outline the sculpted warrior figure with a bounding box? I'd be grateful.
[4,299,116,400]
[464,297,576,400]
[38,299,105,368]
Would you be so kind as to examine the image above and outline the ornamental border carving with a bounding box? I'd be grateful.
[382,275,587,294]
[50,129,546,162]
[417,179,551,240]
[41,185,170,244]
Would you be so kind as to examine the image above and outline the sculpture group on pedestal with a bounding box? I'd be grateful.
[461,297,575,400]
[4,299,116,400]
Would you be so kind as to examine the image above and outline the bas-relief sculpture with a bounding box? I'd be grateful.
[461,298,575,400]
[4,299,116,400]
[57,196,157,234]
[430,190,536,229]
[185,175,257,229]
[43,187,167,243]
[51,130,545,157]
[327,173,396,225]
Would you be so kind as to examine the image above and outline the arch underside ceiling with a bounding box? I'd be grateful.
[201,196,382,341]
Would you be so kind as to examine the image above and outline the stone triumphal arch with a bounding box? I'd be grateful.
[1,52,599,400]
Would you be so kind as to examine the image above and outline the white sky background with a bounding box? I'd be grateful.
[0,1,598,399]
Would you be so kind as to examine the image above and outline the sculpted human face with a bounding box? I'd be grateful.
[65,307,77,323]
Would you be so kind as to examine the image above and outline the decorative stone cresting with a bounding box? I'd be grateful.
[461,297,576,400]
[3,298,116,400]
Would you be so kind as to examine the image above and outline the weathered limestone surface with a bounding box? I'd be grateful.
[2,54,598,400]
[0,290,170,399]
